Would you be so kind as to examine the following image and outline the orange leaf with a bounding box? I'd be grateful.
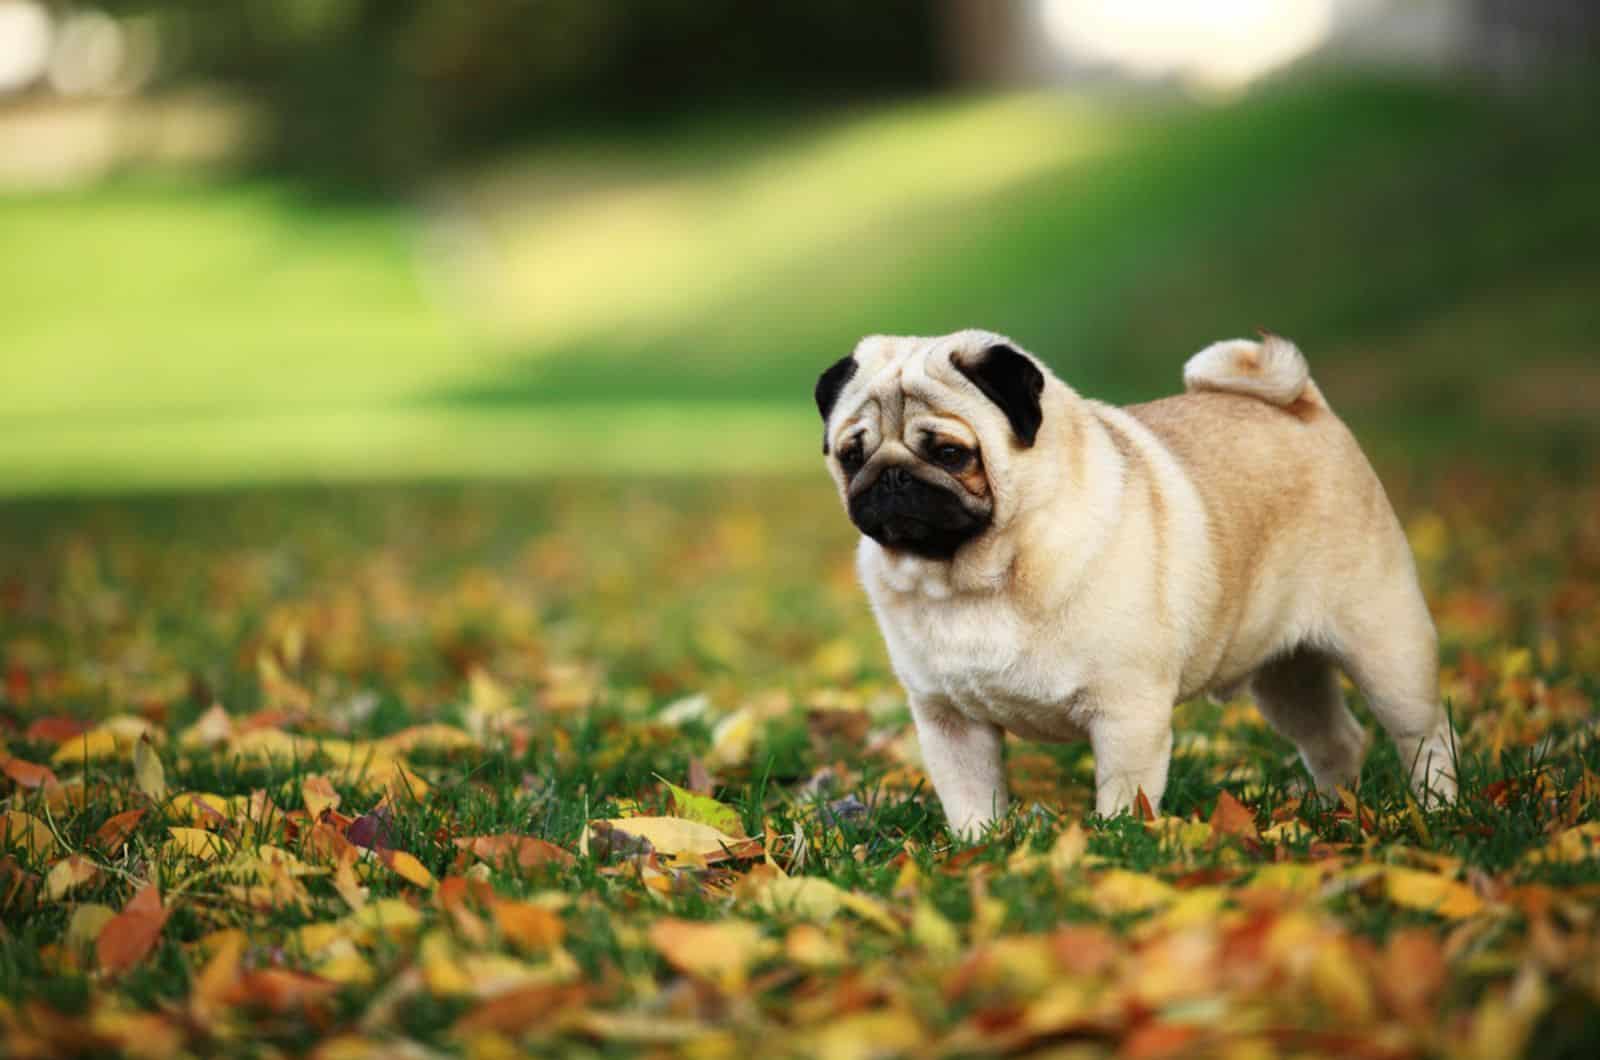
[96,883,168,974]
[492,900,565,952]
[224,968,338,1013]
[1133,789,1156,822]
[1210,790,1259,841]
[1,756,58,790]
[454,834,575,872]
[92,809,146,854]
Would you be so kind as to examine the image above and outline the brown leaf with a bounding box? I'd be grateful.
[1377,928,1447,1020]
[224,968,339,1013]
[96,883,168,974]
[1209,790,1259,841]
[92,809,147,854]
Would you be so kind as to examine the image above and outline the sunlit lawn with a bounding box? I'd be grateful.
[2,77,1597,493]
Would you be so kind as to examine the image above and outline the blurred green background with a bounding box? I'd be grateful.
[1,1,1596,494]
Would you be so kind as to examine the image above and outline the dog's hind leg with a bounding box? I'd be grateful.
[1251,646,1368,795]
[1334,579,1458,804]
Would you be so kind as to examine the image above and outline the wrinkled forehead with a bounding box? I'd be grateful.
[836,330,1001,424]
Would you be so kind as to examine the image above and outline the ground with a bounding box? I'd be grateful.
[0,466,1597,1058]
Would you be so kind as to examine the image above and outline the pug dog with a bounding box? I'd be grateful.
[816,330,1457,836]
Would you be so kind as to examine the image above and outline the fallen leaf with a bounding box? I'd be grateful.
[647,917,774,991]
[453,834,574,872]
[704,709,755,769]
[658,776,746,837]
[93,809,146,854]
[1091,869,1177,916]
[51,727,119,766]
[2,810,57,860]
[165,827,234,862]
[97,883,168,974]
[1210,790,1259,841]
[133,735,166,802]
[64,903,116,952]
[45,855,99,901]
[493,900,565,952]
[379,848,436,889]
[1048,822,1088,879]
[1,756,58,790]
[1383,866,1484,919]
[301,775,340,820]
[588,816,754,863]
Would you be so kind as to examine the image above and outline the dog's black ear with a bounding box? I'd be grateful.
[956,343,1045,447]
[814,355,858,453]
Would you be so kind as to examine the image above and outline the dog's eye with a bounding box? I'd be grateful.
[931,443,971,470]
[839,440,866,473]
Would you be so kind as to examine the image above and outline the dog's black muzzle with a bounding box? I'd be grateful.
[848,466,988,560]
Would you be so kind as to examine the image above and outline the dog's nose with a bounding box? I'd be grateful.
[881,466,911,492]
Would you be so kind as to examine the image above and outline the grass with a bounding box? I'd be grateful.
[0,467,1597,1055]
[2,76,1598,494]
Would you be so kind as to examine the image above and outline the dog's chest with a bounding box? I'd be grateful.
[875,591,1090,741]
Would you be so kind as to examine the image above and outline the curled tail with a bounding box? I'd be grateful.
[1182,332,1322,408]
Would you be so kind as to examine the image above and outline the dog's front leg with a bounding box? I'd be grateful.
[1089,691,1175,818]
[911,696,1007,838]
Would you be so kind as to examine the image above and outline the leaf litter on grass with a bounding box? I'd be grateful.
[0,470,1597,1057]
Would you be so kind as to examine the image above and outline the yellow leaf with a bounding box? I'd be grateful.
[910,900,960,957]
[1384,866,1484,919]
[314,940,376,986]
[1523,822,1600,865]
[45,855,99,901]
[1145,815,1214,849]
[658,776,745,837]
[133,736,166,802]
[2,810,57,859]
[420,931,474,996]
[230,728,302,763]
[52,727,119,766]
[648,917,773,992]
[347,897,424,940]
[379,723,478,755]
[64,903,116,952]
[169,792,233,826]
[590,816,745,861]
[301,775,340,819]
[704,709,755,769]
[381,849,436,889]
[802,1008,925,1060]
[1049,822,1088,877]
[785,923,846,968]
[1090,869,1176,916]
[1261,819,1315,844]
[753,875,843,920]
[165,827,234,862]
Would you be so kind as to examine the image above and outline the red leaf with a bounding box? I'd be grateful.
[1,756,57,790]
[25,717,91,743]
[97,884,168,974]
